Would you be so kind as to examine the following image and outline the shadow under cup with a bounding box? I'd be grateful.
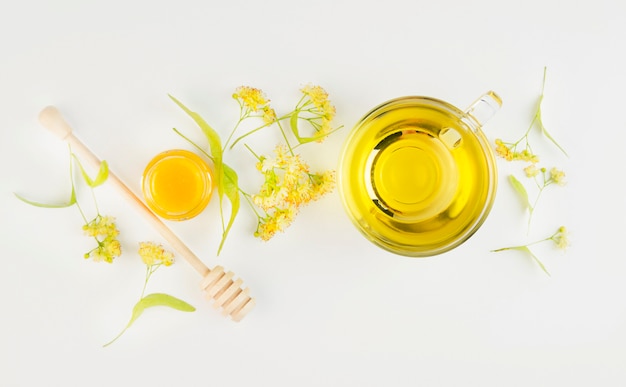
[339,92,501,257]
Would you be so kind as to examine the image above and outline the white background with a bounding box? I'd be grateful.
[1,0,624,386]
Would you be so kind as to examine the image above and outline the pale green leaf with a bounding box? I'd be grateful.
[103,293,195,347]
[511,246,550,276]
[536,107,568,157]
[168,96,243,255]
[508,175,530,210]
[73,156,109,188]
[534,67,568,157]
[218,163,240,255]
[493,245,550,276]
[127,293,195,327]
[91,161,109,187]
[168,94,223,165]
[169,94,225,200]
[14,187,76,208]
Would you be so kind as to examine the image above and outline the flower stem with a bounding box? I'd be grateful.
[230,122,271,149]
[240,190,262,218]
[102,325,129,348]
[223,115,245,152]
[243,144,261,160]
[229,113,291,150]
[492,245,550,276]
[67,147,89,224]
[274,119,294,155]
[173,128,215,163]
[140,265,151,299]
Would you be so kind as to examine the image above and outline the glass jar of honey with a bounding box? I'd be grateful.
[141,149,213,221]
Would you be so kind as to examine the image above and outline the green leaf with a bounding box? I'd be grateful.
[169,94,225,213]
[73,156,109,188]
[103,293,195,347]
[218,163,240,255]
[508,175,530,210]
[534,67,568,157]
[128,293,195,326]
[14,187,76,208]
[168,94,223,166]
[493,245,550,276]
[536,106,568,157]
[169,95,244,255]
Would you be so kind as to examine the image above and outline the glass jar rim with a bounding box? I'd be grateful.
[141,149,213,221]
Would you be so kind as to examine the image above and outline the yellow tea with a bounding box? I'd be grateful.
[339,96,497,256]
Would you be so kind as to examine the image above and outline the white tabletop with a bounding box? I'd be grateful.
[1,0,624,386]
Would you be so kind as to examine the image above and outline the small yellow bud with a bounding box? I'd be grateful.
[552,226,569,250]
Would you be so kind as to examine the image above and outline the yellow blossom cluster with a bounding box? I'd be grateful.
[524,166,566,185]
[551,226,569,250]
[233,86,276,124]
[299,85,337,141]
[255,208,297,242]
[172,84,341,249]
[253,145,335,241]
[83,215,117,237]
[82,215,121,263]
[523,164,539,178]
[138,241,174,267]
[301,85,335,119]
[494,139,539,163]
[549,167,566,186]
[491,68,570,275]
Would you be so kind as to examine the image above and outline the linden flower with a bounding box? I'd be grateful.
[549,167,566,186]
[313,118,333,143]
[298,85,338,142]
[262,106,277,124]
[88,237,122,263]
[255,207,297,241]
[495,139,513,161]
[322,103,336,121]
[253,146,311,210]
[300,85,336,122]
[524,164,540,178]
[83,215,119,238]
[309,170,336,200]
[517,149,540,164]
[494,139,540,163]
[551,226,569,250]
[301,85,329,110]
[253,184,286,211]
[233,86,270,113]
[138,242,174,267]
[273,144,294,169]
[251,145,335,240]
[83,215,122,263]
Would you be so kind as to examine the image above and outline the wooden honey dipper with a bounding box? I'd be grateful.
[38,106,255,322]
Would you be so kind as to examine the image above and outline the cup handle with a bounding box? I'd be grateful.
[464,91,502,127]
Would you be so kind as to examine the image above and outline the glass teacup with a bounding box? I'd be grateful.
[339,92,501,256]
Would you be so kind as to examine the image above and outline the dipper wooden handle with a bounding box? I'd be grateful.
[38,106,255,321]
